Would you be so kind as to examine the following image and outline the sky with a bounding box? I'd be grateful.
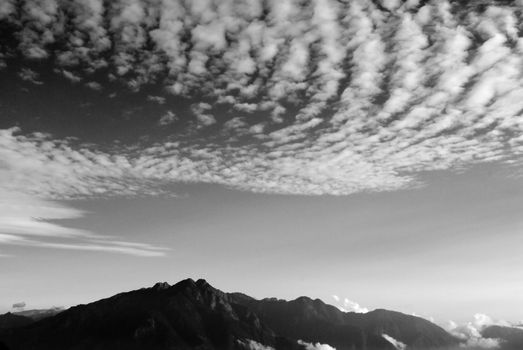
[0,0,523,329]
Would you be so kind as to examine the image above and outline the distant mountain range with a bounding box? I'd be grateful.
[0,279,514,350]
[0,307,64,331]
[11,307,64,321]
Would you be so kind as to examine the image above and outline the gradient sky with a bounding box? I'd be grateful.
[1,0,523,329]
[2,164,523,324]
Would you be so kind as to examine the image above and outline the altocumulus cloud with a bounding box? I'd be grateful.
[1,1,523,252]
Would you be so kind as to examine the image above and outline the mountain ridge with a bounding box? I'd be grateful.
[481,325,523,350]
[0,278,459,350]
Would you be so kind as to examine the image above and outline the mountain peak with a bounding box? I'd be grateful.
[196,278,211,289]
[152,282,170,291]
[172,277,196,289]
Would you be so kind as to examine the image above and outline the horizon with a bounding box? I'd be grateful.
[2,275,520,327]
[2,274,521,346]
[1,0,523,346]
[2,166,522,325]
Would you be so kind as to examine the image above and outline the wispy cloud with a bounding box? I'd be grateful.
[0,189,167,257]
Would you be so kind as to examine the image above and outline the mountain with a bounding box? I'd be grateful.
[0,279,459,350]
[0,279,300,350]
[230,294,457,350]
[482,325,523,350]
[352,309,456,349]
[13,307,64,321]
[0,314,33,330]
[0,307,64,332]
[228,294,392,350]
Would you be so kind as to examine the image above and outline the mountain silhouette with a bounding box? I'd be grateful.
[230,294,456,349]
[0,314,33,330]
[0,279,459,350]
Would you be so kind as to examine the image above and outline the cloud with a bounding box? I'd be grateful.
[0,0,15,20]
[443,314,512,349]
[191,102,216,127]
[158,110,177,126]
[147,95,166,104]
[0,1,522,199]
[0,128,168,257]
[237,339,274,350]
[0,189,167,257]
[85,81,102,91]
[12,302,26,311]
[382,334,406,350]
[0,190,91,238]
[297,340,336,350]
[18,68,43,85]
[0,128,144,199]
[331,295,368,313]
[60,69,82,83]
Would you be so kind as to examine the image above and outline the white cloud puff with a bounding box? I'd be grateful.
[332,295,369,313]
[297,340,336,350]
[158,110,177,126]
[237,339,275,350]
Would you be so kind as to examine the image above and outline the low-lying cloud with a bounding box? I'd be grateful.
[382,334,406,350]
[444,314,512,349]
[237,339,275,350]
[297,340,336,350]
